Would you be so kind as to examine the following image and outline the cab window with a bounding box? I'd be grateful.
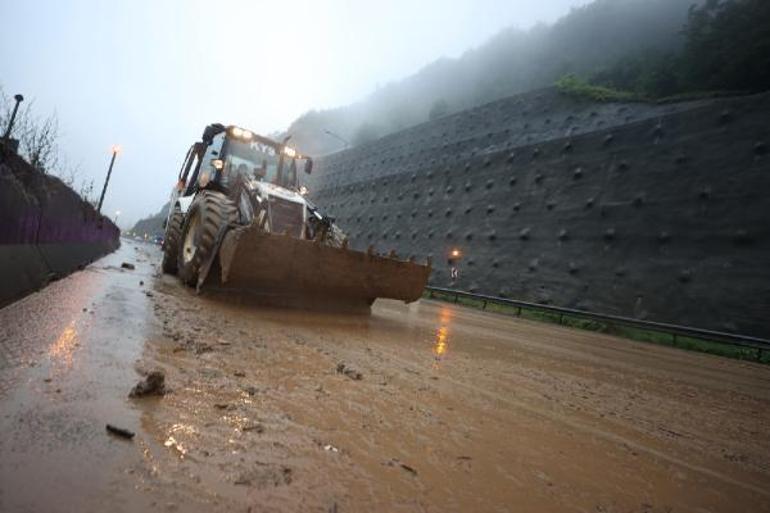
[186,133,224,194]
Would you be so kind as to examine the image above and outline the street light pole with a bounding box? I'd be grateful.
[97,145,120,213]
[2,94,24,140]
[323,129,350,149]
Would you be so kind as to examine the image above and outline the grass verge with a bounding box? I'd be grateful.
[555,74,645,102]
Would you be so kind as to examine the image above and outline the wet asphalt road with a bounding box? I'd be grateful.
[0,241,158,512]
[1,240,769,512]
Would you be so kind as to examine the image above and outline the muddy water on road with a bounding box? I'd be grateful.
[140,270,770,512]
[1,240,770,512]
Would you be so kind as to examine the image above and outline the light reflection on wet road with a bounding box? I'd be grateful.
[49,320,78,369]
[431,307,453,367]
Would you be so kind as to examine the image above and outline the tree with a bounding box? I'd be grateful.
[428,99,449,120]
[351,123,382,147]
[591,52,683,98]
[681,0,770,92]
[1,86,61,173]
[78,178,97,207]
[573,0,770,99]
[21,112,60,173]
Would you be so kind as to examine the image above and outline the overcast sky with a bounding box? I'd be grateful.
[1,0,588,227]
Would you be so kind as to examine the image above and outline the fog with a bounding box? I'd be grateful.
[2,0,726,229]
[287,0,700,155]
[0,0,593,227]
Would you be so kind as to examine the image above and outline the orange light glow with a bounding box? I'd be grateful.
[432,306,454,366]
[439,306,453,325]
[433,326,449,358]
[111,144,122,154]
[49,320,78,368]
[450,249,461,258]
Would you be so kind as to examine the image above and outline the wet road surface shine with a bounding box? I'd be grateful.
[1,241,769,512]
[0,243,159,512]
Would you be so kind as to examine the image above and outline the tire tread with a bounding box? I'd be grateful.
[177,191,237,286]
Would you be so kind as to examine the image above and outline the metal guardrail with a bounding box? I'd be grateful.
[425,286,770,360]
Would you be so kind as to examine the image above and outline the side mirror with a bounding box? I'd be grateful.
[304,159,313,175]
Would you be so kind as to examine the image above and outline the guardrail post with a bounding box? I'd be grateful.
[482,299,487,310]
[454,293,459,304]
[558,313,564,325]
[673,333,678,345]
[758,348,763,362]
[516,306,521,316]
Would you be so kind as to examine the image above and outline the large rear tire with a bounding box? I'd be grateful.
[161,206,184,275]
[178,191,237,287]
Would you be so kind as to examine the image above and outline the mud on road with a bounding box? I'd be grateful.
[1,240,770,512]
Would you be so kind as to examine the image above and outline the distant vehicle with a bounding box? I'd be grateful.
[153,235,164,246]
[160,123,430,307]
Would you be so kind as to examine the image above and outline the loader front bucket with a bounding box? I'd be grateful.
[214,226,431,306]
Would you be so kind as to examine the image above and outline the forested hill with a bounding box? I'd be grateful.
[130,203,169,238]
[287,0,770,157]
[286,0,700,155]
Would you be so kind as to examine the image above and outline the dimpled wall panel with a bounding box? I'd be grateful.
[307,89,770,338]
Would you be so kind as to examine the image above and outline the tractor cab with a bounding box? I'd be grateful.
[176,124,312,199]
[170,124,313,236]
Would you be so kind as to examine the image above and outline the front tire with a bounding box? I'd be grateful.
[178,191,237,287]
[161,206,184,275]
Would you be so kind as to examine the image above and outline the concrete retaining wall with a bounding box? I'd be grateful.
[0,143,120,308]
[308,89,770,338]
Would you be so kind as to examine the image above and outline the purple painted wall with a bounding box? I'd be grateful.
[0,143,120,306]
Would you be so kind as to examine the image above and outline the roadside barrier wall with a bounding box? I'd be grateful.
[0,144,120,307]
[308,89,770,338]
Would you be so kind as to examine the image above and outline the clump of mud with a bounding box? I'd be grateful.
[129,369,167,397]
[336,362,363,380]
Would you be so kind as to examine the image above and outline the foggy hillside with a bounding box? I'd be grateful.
[130,203,169,238]
[287,0,700,155]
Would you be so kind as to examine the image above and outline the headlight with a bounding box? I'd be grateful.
[283,146,297,158]
[229,127,254,140]
[299,186,308,196]
[211,158,224,170]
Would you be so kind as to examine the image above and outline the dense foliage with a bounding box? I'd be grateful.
[586,0,770,98]
[683,0,770,92]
